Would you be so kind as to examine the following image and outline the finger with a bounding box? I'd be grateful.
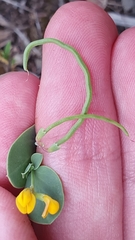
[111,28,135,240]
[0,187,37,240]
[0,72,39,191]
[36,2,121,239]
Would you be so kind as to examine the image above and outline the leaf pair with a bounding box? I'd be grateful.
[7,125,64,224]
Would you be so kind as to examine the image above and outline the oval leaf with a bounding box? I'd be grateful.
[25,166,64,224]
[7,125,36,188]
[31,153,43,170]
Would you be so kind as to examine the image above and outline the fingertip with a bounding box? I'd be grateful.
[45,1,117,44]
[112,27,135,136]
[37,1,118,138]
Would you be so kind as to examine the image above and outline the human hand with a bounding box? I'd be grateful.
[0,2,135,240]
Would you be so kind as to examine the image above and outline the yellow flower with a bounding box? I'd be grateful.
[42,195,60,218]
[16,188,36,214]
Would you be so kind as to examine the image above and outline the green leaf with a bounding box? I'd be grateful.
[4,42,11,60]
[7,125,36,188]
[25,166,64,224]
[31,153,43,170]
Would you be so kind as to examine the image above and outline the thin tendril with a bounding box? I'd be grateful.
[23,38,129,152]
[41,114,129,152]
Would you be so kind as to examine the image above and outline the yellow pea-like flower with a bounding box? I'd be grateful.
[42,195,59,218]
[16,188,36,214]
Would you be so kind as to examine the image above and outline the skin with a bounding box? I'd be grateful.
[0,1,135,239]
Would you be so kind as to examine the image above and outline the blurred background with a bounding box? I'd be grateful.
[0,0,134,75]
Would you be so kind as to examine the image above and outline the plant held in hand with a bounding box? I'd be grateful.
[7,38,129,225]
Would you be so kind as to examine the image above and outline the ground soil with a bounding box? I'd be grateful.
[0,0,134,76]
